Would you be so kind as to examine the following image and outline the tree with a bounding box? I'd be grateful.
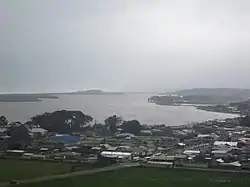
[121,120,142,135]
[0,116,8,127]
[31,110,93,133]
[93,123,108,136]
[154,139,161,147]
[104,115,122,134]
[240,116,250,127]
[6,123,31,144]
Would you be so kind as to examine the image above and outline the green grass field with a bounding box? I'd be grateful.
[0,159,73,182]
[22,167,250,187]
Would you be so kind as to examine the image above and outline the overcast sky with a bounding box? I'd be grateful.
[1,0,250,93]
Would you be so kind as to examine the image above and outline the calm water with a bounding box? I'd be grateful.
[0,94,238,126]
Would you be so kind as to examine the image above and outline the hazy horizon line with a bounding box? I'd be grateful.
[1,87,250,95]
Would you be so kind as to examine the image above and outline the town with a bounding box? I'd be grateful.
[1,110,250,185]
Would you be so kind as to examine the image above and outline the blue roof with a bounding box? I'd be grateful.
[50,134,80,143]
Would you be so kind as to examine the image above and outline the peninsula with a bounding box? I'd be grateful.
[0,94,58,102]
[149,88,250,115]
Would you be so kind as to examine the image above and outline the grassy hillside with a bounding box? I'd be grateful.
[22,167,250,187]
[0,159,72,182]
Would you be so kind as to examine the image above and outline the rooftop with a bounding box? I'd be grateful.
[214,141,238,147]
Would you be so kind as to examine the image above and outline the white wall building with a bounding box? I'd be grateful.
[30,128,48,137]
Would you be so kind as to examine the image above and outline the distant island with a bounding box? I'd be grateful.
[0,90,124,102]
[66,90,125,95]
[0,94,58,102]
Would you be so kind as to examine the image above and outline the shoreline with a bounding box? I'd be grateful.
[0,95,239,127]
[151,102,241,116]
[195,106,241,115]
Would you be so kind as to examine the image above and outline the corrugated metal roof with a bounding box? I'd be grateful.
[50,134,80,143]
[30,128,47,133]
[100,151,131,158]
[183,150,201,155]
[214,141,237,147]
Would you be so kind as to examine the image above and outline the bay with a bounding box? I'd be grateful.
[0,94,238,125]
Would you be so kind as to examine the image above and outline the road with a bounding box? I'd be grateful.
[0,162,139,187]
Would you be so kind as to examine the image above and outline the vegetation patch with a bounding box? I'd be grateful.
[22,167,250,187]
[0,159,72,182]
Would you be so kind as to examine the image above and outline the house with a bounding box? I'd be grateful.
[218,161,241,169]
[31,154,46,160]
[212,149,229,158]
[0,128,6,136]
[144,161,173,168]
[5,150,25,157]
[151,129,164,135]
[30,128,48,138]
[177,142,185,147]
[149,154,175,163]
[22,153,35,159]
[183,150,201,156]
[100,151,132,161]
[116,133,136,139]
[52,152,81,160]
[143,154,175,168]
[197,134,218,139]
[99,144,113,150]
[140,130,152,136]
[174,154,187,166]
[213,141,238,147]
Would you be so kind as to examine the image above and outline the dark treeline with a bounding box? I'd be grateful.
[0,110,144,140]
[1,110,250,144]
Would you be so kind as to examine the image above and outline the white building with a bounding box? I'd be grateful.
[214,141,238,147]
[212,149,229,158]
[0,128,6,136]
[30,128,48,137]
[183,150,201,155]
[100,151,132,160]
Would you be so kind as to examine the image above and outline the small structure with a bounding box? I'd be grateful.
[197,134,218,140]
[214,141,238,147]
[100,151,132,160]
[219,161,241,169]
[50,134,80,144]
[177,143,185,147]
[144,154,175,168]
[40,134,80,148]
[100,144,112,150]
[183,150,201,155]
[174,154,187,166]
[30,128,48,138]
[22,153,34,159]
[31,154,46,160]
[116,133,136,139]
[0,128,7,136]
[140,130,153,136]
[212,149,229,158]
[5,150,25,157]
[145,161,173,168]
[91,146,102,151]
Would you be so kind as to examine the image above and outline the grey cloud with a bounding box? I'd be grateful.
[0,0,250,92]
